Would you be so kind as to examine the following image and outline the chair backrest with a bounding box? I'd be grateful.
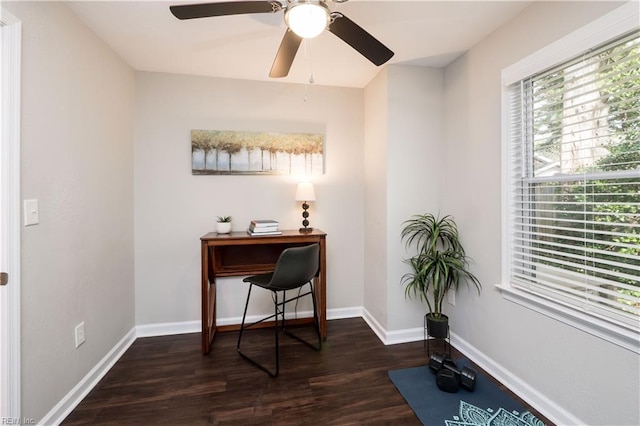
[269,244,320,290]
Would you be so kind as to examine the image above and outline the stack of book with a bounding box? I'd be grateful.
[247,219,281,236]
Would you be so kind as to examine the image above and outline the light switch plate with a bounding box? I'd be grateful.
[24,199,39,226]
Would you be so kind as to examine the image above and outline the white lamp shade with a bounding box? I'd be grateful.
[285,1,330,39]
[295,182,316,202]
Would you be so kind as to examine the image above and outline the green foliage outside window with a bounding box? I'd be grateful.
[529,31,640,314]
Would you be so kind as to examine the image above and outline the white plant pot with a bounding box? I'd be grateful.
[216,222,232,234]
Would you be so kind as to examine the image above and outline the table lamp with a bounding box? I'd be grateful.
[295,181,316,233]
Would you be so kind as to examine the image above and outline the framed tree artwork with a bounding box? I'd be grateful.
[191,129,324,175]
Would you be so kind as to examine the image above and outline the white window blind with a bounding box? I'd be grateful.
[506,29,640,332]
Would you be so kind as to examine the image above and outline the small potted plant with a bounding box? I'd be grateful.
[216,215,232,234]
[401,213,481,338]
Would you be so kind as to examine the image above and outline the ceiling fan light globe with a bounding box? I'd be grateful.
[285,1,330,39]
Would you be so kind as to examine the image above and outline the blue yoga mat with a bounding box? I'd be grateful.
[388,358,544,425]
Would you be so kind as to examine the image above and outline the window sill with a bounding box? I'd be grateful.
[496,284,640,354]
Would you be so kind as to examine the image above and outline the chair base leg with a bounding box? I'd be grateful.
[237,349,278,377]
[282,329,321,351]
[236,282,321,377]
[282,283,322,352]
[237,284,280,377]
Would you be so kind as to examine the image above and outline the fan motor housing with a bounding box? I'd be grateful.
[285,1,331,39]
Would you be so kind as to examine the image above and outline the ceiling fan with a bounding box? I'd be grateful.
[169,0,394,78]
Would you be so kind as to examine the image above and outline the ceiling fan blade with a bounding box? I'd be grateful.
[170,1,281,20]
[328,12,394,66]
[269,29,303,78]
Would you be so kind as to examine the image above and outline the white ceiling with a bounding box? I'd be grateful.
[67,0,532,88]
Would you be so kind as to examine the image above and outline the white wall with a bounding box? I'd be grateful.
[6,0,638,423]
[134,72,365,325]
[442,2,639,425]
[363,69,389,326]
[386,65,444,331]
[3,1,135,422]
[363,65,444,333]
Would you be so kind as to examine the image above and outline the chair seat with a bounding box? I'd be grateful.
[243,272,274,288]
[244,272,302,291]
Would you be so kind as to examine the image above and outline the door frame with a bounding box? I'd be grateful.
[1,7,22,419]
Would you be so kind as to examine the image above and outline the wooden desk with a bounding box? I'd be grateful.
[200,229,327,354]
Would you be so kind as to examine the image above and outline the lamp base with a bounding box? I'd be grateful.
[299,227,314,233]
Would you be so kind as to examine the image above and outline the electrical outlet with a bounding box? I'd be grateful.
[75,322,85,348]
[448,291,455,306]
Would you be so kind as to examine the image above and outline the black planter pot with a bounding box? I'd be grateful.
[425,314,449,338]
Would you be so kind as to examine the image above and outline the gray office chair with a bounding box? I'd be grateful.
[237,243,322,377]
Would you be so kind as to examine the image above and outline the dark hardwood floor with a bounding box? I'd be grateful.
[62,318,552,425]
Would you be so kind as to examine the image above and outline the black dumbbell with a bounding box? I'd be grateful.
[428,352,477,393]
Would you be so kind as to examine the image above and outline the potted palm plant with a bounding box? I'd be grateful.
[401,213,481,338]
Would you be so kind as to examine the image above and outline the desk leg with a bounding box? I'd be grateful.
[318,237,327,340]
[201,243,216,354]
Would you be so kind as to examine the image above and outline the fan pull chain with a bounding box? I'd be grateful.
[303,39,315,103]
[304,73,314,103]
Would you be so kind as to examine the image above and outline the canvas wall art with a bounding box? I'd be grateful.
[191,129,324,175]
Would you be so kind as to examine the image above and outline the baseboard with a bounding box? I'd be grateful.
[361,308,424,345]
[38,327,137,426]
[40,309,575,426]
[136,320,200,337]
[136,307,365,337]
[362,314,579,425]
[450,331,583,426]
[384,324,423,345]
[216,311,317,327]
[40,307,365,423]
[327,306,362,320]
[361,308,386,342]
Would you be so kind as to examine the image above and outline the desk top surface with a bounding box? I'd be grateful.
[201,228,326,242]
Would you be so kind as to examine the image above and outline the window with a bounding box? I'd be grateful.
[501,5,639,352]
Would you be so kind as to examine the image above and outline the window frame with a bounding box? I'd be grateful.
[499,2,640,354]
